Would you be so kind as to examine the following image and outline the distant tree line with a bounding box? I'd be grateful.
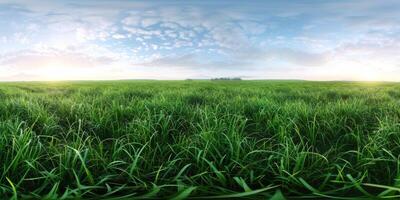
[211,77,242,81]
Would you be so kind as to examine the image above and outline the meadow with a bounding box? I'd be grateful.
[0,80,400,199]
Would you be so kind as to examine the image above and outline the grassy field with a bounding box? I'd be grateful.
[1,80,400,199]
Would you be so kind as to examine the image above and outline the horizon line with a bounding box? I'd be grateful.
[0,78,398,83]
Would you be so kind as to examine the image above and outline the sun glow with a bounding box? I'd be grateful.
[356,68,384,81]
[39,66,76,81]
[37,66,85,81]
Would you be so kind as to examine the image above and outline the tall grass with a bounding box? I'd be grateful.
[0,80,400,199]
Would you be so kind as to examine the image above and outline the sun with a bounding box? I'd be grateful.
[358,68,381,81]
[38,66,79,81]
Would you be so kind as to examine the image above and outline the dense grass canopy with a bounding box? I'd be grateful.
[0,80,400,199]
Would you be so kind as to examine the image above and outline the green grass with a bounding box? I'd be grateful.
[0,80,400,199]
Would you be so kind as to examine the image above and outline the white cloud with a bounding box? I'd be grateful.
[133,54,254,70]
[151,44,158,50]
[122,15,141,26]
[165,30,178,38]
[112,34,126,39]
[238,21,267,35]
[0,49,116,70]
[160,22,180,29]
[1,36,7,43]
[141,17,160,27]
[13,32,30,44]
[119,5,257,53]
[123,27,161,36]
[269,48,329,66]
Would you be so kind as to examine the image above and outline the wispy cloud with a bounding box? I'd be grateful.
[0,49,116,70]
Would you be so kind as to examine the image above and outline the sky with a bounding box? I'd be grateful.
[0,0,400,81]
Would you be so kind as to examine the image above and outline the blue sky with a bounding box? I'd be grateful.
[0,0,400,81]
